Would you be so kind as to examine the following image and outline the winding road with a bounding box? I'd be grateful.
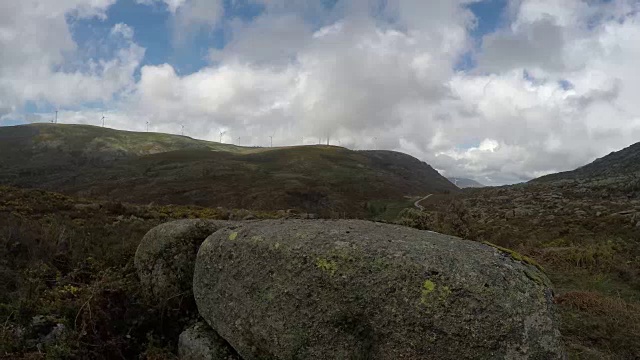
[414,194,433,211]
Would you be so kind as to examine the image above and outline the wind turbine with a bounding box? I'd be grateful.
[101,113,106,127]
[237,136,241,145]
[219,131,226,143]
[146,121,150,132]
[54,110,58,124]
[269,134,274,147]
[181,124,185,136]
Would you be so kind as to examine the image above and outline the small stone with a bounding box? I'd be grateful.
[179,321,240,360]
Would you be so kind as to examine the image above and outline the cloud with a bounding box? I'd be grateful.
[106,0,640,185]
[138,0,224,44]
[127,0,474,147]
[0,1,143,114]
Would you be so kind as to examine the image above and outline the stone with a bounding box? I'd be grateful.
[193,220,564,360]
[135,219,232,305]
[229,209,252,221]
[178,321,240,360]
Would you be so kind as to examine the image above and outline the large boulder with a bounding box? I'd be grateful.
[194,220,564,360]
[135,219,232,305]
[179,321,240,360]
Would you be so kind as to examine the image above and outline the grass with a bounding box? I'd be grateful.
[365,198,418,222]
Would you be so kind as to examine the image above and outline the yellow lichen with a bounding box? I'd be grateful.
[316,258,338,276]
[228,232,238,241]
[421,280,452,305]
[423,280,436,293]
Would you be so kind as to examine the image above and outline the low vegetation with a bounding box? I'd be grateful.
[397,185,640,359]
[0,186,279,359]
[0,124,457,217]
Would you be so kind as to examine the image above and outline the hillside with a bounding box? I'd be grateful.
[447,177,485,188]
[0,124,458,216]
[532,141,640,198]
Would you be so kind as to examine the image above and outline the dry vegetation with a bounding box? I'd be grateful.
[0,186,280,359]
[3,180,639,359]
[397,184,640,359]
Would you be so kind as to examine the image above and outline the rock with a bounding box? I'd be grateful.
[42,324,66,345]
[135,219,232,305]
[179,322,240,360]
[242,214,256,221]
[514,208,533,217]
[230,209,252,221]
[194,220,564,360]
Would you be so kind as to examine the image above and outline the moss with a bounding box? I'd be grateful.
[315,258,338,276]
[228,232,238,241]
[483,242,545,272]
[524,268,550,288]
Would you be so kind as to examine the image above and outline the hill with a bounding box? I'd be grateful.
[532,141,640,198]
[447,177,485,188]
[0,123,458,216]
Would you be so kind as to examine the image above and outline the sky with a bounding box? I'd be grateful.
[1,0,640,185]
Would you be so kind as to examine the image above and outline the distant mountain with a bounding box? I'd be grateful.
[0,123,458,216]
[448,177,485,188]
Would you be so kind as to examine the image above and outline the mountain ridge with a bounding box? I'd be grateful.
[0,123,458,215]
[447,177,485,188]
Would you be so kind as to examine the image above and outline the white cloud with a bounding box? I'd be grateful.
[137,0,224,44]
[0,1,143,116]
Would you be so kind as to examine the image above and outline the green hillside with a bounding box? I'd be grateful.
[0,123,458,216]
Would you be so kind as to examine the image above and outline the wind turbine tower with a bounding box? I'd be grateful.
[101,113,106,127]
[55,110,58,124]
[181,124,185,136]
[219,131,226,143]
[146,121,150,132]
[269,134,274,147]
